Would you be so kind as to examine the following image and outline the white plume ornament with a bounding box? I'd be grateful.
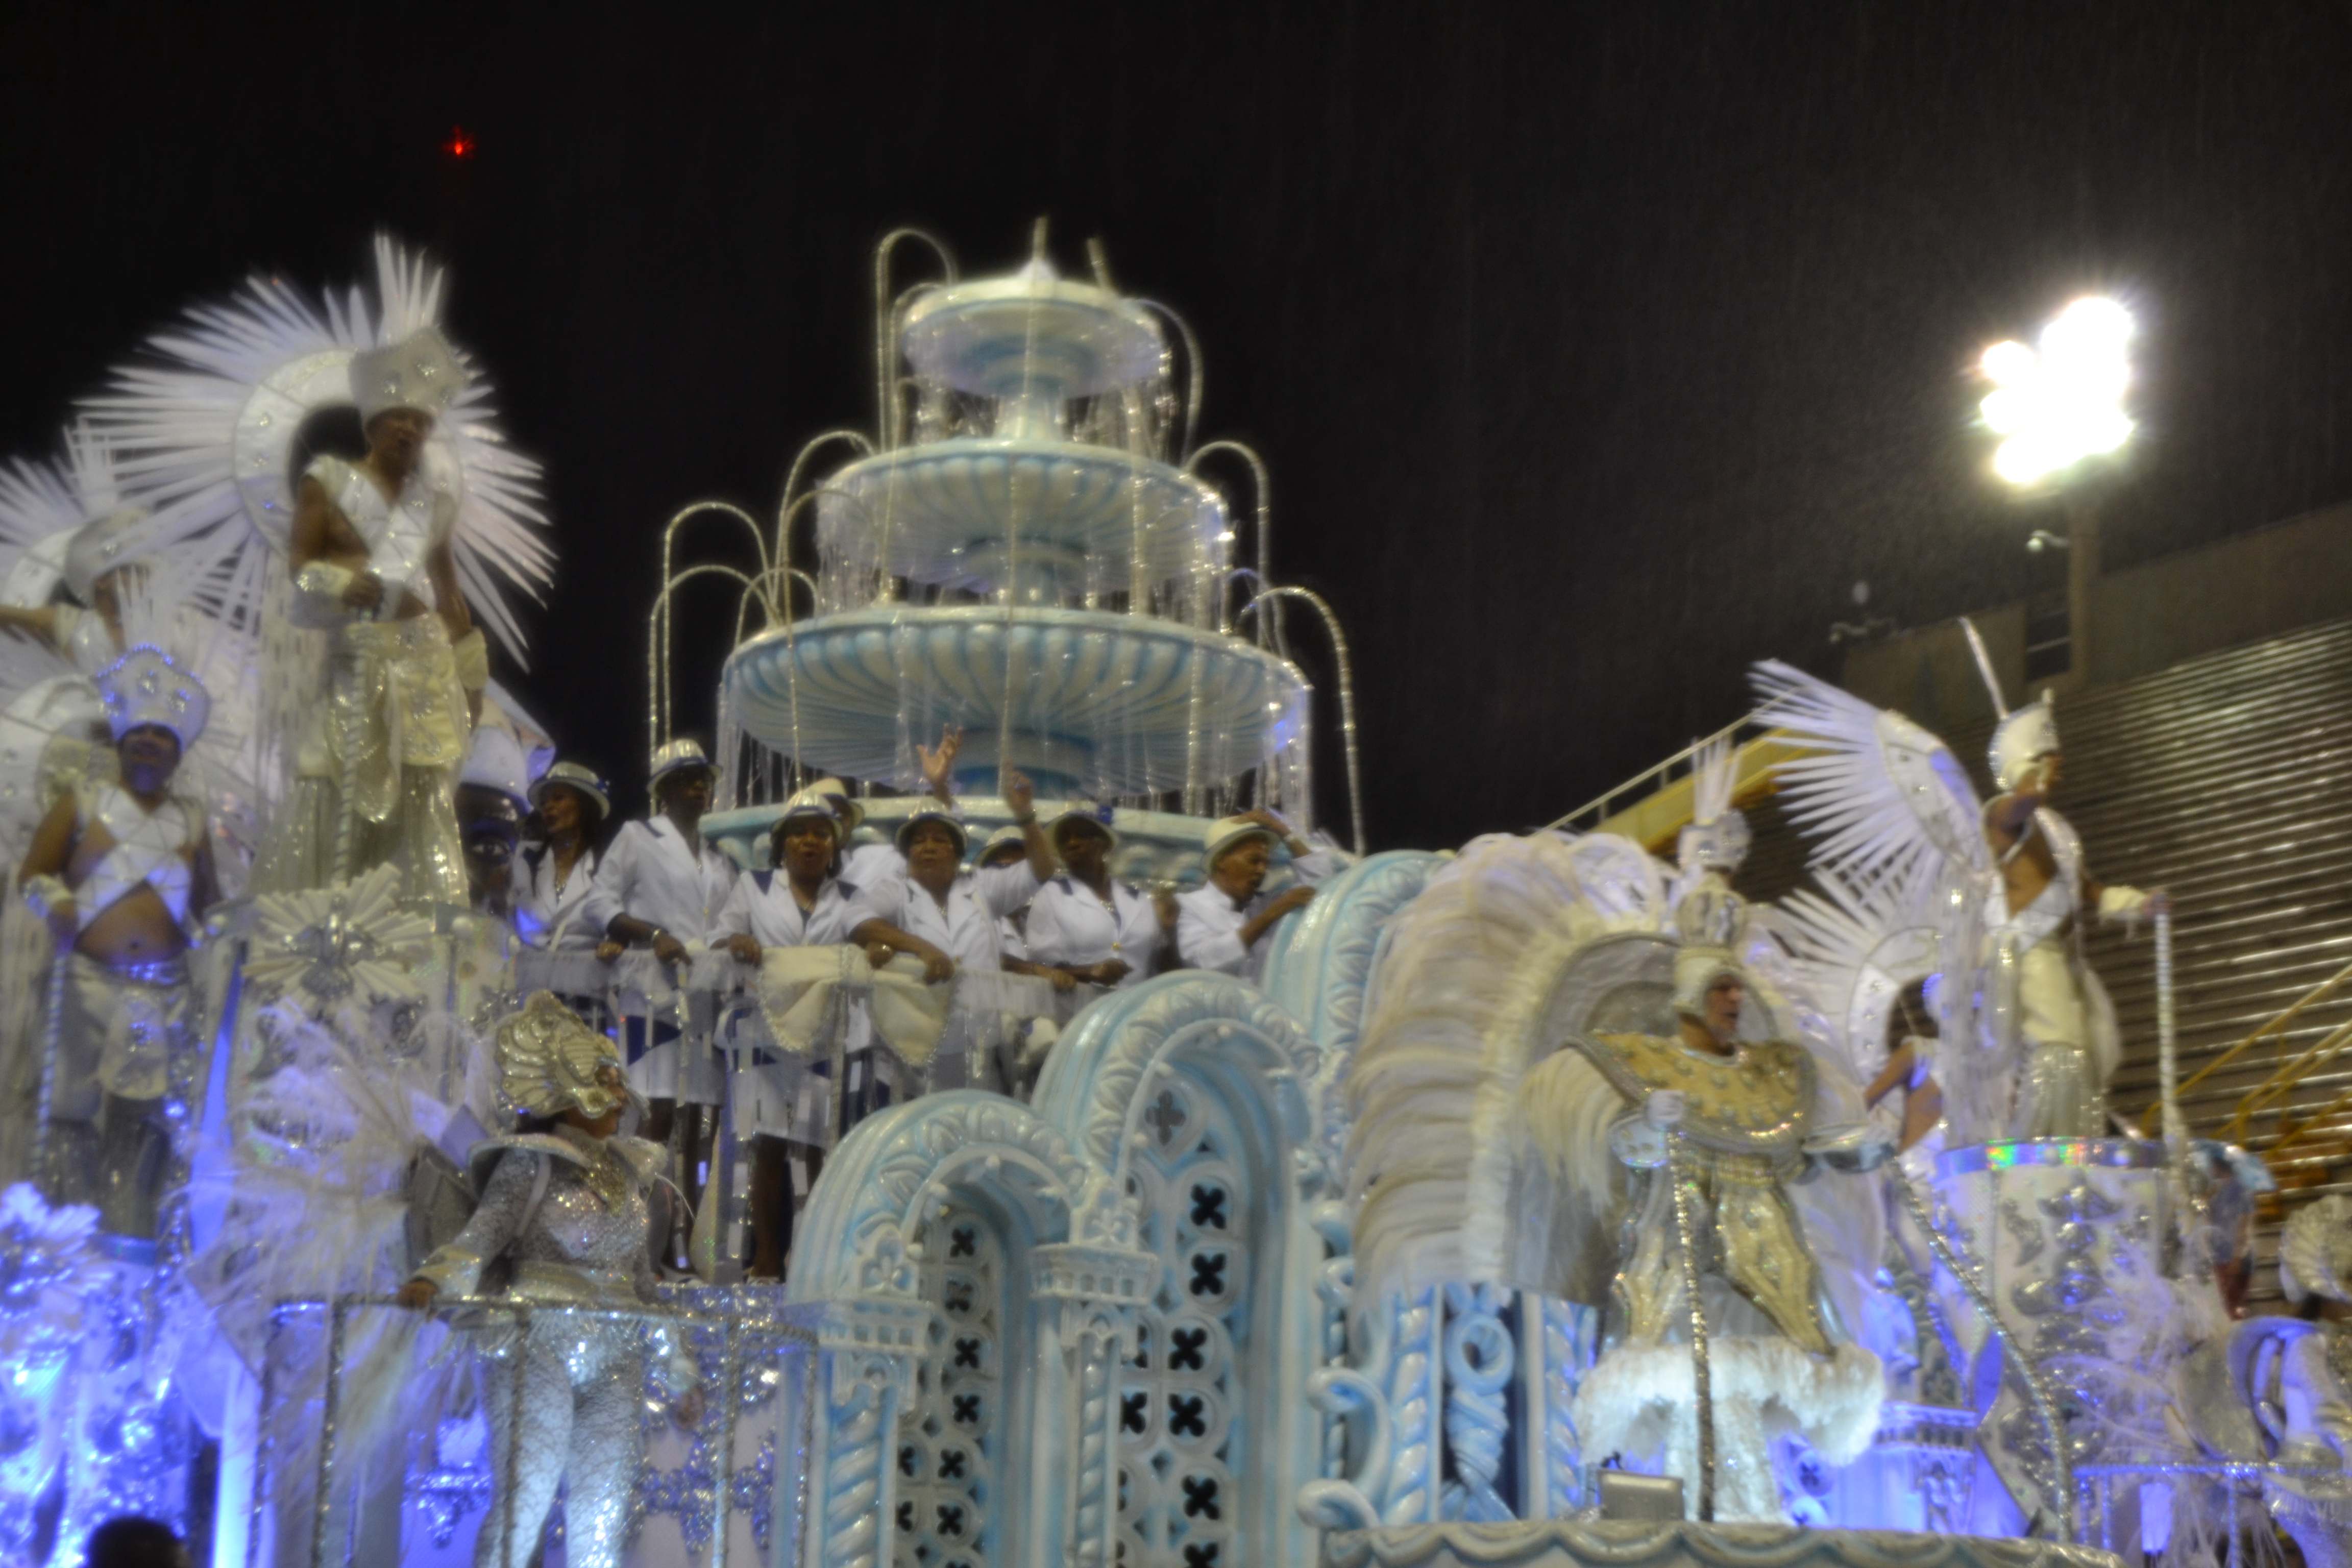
[243,864,434,1020]
[0,423,147,609]
[1774,858,1945,1088]
[2280,1195,2352,1305]
[1750,659,2028,1143]
[1752,659,1989,891]
[1675,733,1752,882]
[80,234,552,662]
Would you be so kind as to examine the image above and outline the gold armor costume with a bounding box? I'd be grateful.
[1584,1031,1834,1354]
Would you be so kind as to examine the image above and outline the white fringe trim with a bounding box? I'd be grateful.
[1571,1338,1884,1523]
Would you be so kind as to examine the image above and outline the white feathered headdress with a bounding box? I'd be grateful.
[80,235,552,660]
[1676,734,1752,881]
[0,424,174,612]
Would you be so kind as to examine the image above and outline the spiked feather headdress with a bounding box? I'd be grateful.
[81,235,552,661]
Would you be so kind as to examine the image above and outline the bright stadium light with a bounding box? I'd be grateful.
[1979,297,2135,486]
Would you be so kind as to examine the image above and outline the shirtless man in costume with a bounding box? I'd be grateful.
[19,645,216,1236]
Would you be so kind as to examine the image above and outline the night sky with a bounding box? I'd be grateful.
[6,5,2349,845]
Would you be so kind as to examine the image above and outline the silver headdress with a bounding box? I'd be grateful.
[1989,694,2059,791]
[498,992,630,1122]
[1672,870,1749,1016]
[0,423,178,609]
[1956,614,2059,792]
[350,325,470,425]
[1676,734,1751,879]
[95,643,210,748]
[649,735,720,785]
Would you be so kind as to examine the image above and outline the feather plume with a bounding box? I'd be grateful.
[1751,658,1989,891]
[80,234,552,662]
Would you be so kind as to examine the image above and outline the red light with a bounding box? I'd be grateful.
[441,127,476,160]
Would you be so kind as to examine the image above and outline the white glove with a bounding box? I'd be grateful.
[1644,1090,1685,1130]
[2097,885,2151,921]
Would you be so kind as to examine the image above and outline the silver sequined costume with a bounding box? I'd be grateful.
[413,1126,693,1568]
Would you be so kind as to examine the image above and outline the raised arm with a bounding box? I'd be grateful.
[0,605,61,651]
[916,724,963,807]
[1003,768,1055,881]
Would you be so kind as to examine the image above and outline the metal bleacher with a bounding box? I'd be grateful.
[2065,617,2352,1302]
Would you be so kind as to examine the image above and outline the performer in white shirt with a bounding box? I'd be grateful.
[514,761,612,953]
[974,826,1038,965]
[860,767,1053,979]
[583,738,738,1235]
[1024,805,1172,991]
[1175,810,1336,985]
[806,724,964,890]
[715,796,891,1278]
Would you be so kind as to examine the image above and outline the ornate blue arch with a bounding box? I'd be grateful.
[1031,972,1328,1247]
[1261,851,1446,1166]
[1262,850,1446,1051]
[786,1089,1095,1304]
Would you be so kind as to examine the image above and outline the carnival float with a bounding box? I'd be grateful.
[0,225,2336,1568]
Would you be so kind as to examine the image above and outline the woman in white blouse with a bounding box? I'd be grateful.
[513,761,613,952]
[715,796,891,1278]
[1024,806,1172,990]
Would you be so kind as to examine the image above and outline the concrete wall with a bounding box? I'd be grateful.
[2088,502,2352,685]
[1842,502,2352,714]
[1839,602,2025,733]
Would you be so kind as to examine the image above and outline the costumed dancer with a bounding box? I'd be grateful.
[16,645,216,1236]
[1981,692,2167,1138]
[1175,808,1333,983]
[582,738,737,1238]
[857,768,1054,1095]
[398,993,702,1568]
[1341,774,1889,1526]
[1755,659,2165,1143]
[716,794,892,1278]
[1523,872,1889,1523]
[82,237,551,902]
[251,326,484,901]
[0,424,231,868]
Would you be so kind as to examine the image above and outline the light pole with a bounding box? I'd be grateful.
[1977,296,2135,684]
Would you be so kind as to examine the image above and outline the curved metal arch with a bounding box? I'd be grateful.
[1032,972,1325,1246]
[785,1090,1092,1305]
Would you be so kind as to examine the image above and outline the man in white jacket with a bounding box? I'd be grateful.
[1174,810,1336,985]
[581,738,738,1234]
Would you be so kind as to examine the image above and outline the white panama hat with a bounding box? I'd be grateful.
[529,761,611,822]
[1202,815,1279,872]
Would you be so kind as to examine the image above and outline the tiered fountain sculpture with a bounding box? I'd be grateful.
[701,227,1336,866]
